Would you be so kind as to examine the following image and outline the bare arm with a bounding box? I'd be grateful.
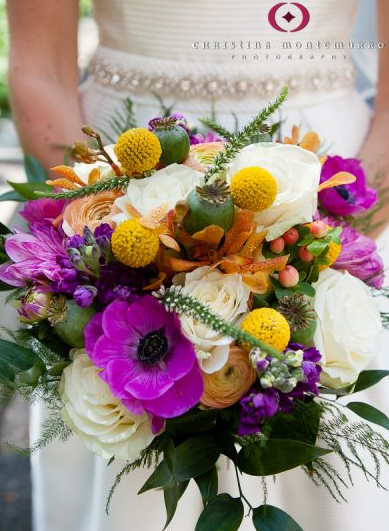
[359,0,389,237]
[7,0,83,168]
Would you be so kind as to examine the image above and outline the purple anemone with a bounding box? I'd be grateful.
[85,295,204,431]
[319,156,377,216]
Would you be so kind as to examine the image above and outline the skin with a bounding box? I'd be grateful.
[6,0,389,234]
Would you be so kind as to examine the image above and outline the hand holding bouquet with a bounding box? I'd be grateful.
[0,88,388,531]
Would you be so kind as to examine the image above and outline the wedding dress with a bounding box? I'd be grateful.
[31,1,389,530]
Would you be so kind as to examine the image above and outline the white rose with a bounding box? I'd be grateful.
[73,144,117,184]
[227,143,321,241]
[313,269,382,388]
[112,163,204,224]
[174,267,250,374]
[60,350,154,461]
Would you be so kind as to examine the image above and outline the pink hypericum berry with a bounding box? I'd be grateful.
[279,265,300,288]
[269,237,286,254]
[299,246,315,263]
[310,220,328,239]
[283,228,299,245]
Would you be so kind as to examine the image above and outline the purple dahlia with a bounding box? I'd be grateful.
[20,198,66,224]
[0,220,67,287]
[85,295,204,431]
[319,156,377,216]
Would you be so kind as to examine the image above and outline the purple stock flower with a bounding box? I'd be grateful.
[319,156,377,216]
[73,285,98,308]
[84,296,204,431]
[238,344,322,435]
[0,220,67,287]
[320,217,384,288]
[95,263,150,305]
[20,198,66,224]
[238,388,279,435]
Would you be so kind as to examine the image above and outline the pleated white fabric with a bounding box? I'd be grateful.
[31,1,389,530]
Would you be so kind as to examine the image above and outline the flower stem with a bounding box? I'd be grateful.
[234,464,253,513]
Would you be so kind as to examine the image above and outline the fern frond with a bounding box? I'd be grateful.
[203,87,288,183]
[199,118,234,141]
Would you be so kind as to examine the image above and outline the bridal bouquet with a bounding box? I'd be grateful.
[1,88,389,530]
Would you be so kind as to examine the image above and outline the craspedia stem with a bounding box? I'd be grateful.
[35,174,133,200]
[153,285,284,360]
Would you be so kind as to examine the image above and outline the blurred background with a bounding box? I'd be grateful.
[0,2,97,530]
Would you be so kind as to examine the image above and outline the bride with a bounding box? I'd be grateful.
[6,0,389,530]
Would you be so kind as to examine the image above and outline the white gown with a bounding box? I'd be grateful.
[31,1,389,530]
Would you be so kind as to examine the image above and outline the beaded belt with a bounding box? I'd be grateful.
[89,57,356,100]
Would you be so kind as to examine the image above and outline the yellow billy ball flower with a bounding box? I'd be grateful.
[111,219,160,268]
[241,308,290,352]
[230,166,277,212]
[114,128,162,173]
[320,241,342,271]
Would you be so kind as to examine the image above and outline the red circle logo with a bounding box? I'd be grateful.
[268,2,310,32]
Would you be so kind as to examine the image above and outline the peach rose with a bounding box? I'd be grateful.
[200,346,256,409]
[62,191,121,236]
[183,142,225,172]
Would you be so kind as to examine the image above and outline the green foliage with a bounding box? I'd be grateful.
[163,480,189,530]
[37,173,133,200]
[24,154,49,183]
[347,402,389,432]
[7,181,52,199]
[194,494,244,531]
[198,117,234,141]
[155,286,284,359]
[194,466,218,507]
[237,439,331,476]
[203,87,288,183]
[353,370,389,393]
[311,401,389,500]
[253,505,304,531]
[99,97,137,143]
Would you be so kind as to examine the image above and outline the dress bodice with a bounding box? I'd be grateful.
[93,0,358,62]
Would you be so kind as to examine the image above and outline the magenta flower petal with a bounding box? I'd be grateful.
[165,338,195,381]
[102,299,138,343]
[20,198,66,224]
[105,358,143,399]
[86,295,203,422]
[84,313,103,356]
[141,364,204,418]
[319,156,377,216]
[125,368,175,400]
[92,336,134,366]
[126,296,169,335]
[122,397,145,416]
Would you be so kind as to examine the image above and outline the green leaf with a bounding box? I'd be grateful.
[294,282,316,297]
[7,181,52,200]
[0,359,16,385]
[194,466,218,506]
[0,339,40,371]
[252,295,270,309]
[23,155,48,183]
[0,189,26,202]
[47,362,71,376]
[306,241,328,257]
[268,401,322,446]
[194,494,244,531]
[297,236,314,247]
[353,370,389,393]
[174,435,220,482]
[253,505,304,531]
[138,460,173,494]
[163,481,189,530]
[0,222,10,235]
[237,439,331,476]
[347,402,389,431]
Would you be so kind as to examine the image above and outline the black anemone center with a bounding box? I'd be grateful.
[335,185,355,204]
[137,330,168,365]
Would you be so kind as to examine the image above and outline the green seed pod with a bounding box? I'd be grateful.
[151,118,190,164]
[54,300,96,348]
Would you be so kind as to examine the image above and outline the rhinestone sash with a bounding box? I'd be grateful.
[89,55,356,99]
